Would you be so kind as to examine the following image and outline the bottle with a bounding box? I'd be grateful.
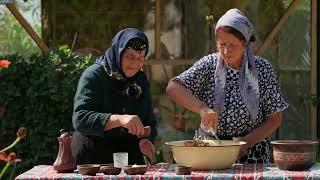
[53,129,76,172]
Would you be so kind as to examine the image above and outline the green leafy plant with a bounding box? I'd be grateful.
[0,45,94,177]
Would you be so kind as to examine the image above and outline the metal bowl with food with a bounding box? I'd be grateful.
[165,140,246,170]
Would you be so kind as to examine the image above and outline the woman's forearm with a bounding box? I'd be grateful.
[166,80,207,114]
[244,112,282,147]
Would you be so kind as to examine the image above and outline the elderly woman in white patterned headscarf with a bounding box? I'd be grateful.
[166,9,288,163]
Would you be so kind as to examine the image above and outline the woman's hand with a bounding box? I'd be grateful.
[119,115,145,136]
[233,137,251,159]
[238,144,250,159]
[139,139,155,164]
[231,112,282,160]
[107,114,145,136]
[199,105,218,131]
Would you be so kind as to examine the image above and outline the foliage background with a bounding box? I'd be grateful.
[0,46,93,177]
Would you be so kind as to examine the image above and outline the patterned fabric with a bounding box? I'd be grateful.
[214,9,260,120]
[15,164,320,180]
[126,38,148,51]
[174,53,288,163]
[215,8,254,42]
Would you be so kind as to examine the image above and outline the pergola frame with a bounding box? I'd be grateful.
[4,3,49,53]
[2,0,318,139]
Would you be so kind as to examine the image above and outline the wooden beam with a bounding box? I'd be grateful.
[0,0,15,4]
[311,0,317,140]
[256,0,301,55]
[155,0,161,60]
[6,4,49,53]
[144,59,196,66]
[154,0,171,81]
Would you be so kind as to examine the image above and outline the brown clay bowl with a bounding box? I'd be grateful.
[77,164,100,175]
[101,165,122,175]
[100,163,114,166]
[99,163,114,172]
[123,165,148,175]
[271,140,318,171]
[175,165,192,175]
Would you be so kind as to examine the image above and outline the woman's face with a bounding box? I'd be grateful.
[121,48,146,78]
[216,30,245,69]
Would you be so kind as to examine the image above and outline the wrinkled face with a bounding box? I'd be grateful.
[216,30,245,69]
[121,48,146,78]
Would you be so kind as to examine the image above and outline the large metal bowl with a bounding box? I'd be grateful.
[165,140,246,170]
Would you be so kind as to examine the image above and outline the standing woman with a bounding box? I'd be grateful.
[166,9,288,163]
[72,28,157,165]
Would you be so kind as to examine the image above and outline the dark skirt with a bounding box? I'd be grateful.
[71,128,144,165]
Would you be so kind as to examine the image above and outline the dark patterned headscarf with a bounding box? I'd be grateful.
[96,28,149,99]
[214,9,260,120]
[96,28,148,80]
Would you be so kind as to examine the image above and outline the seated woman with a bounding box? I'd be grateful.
[166,9,288,163]
[71,28,157,165]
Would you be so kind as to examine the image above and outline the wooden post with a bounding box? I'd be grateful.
[154,0,169,81]
[155,0,161,60]
[6,4,49,53]
[311,0,317,140]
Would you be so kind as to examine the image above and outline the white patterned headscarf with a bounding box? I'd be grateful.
[214,8,260,120]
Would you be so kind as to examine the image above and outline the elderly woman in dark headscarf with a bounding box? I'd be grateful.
[166,9,288,163]
[72,28,157,165]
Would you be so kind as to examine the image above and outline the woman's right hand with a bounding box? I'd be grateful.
[106,114,145,136]
[199,105,218,131]
[118,115,145,136]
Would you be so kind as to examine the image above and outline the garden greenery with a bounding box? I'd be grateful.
[0,45,94,177]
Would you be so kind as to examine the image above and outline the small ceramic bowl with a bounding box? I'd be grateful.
[123,165,148,175]
[175,165,192,175]
[99,164,114,172]
[101,166,122,175]
[77,164,100,176]
[271,140,318,171]
[100,163,114,167]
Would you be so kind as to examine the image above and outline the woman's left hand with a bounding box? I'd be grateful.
[233,137,251,159]
[139,139,155,164]
[238,144,250,159]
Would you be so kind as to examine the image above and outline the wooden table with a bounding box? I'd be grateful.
[15,163,320,180]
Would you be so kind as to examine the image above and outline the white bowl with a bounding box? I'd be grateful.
[165,140,246,170]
